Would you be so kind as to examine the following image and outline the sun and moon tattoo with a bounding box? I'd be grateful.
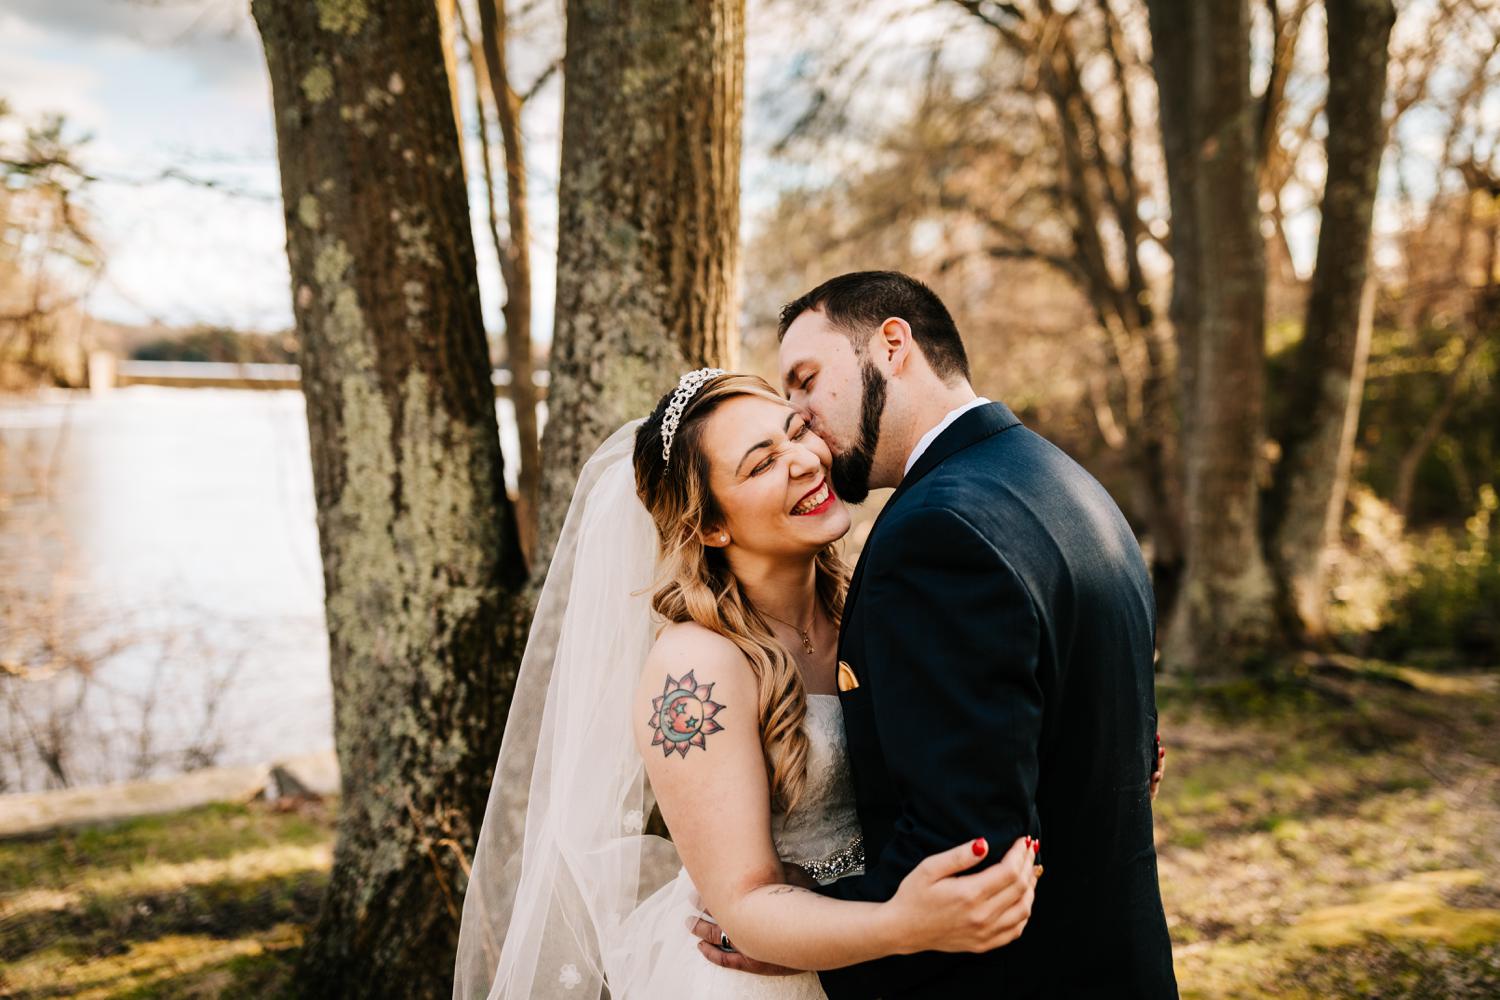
[648,671,726,757]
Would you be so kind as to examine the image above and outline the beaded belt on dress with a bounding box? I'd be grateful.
[793,833,865,882]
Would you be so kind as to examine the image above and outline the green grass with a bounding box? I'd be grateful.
[1155,659,1500,998]
[1,659,1496,998]
[0,801,331,895]
[0,800,331,998]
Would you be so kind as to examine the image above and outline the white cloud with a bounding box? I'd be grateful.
[0,15,111,129]
[1,1,286,330]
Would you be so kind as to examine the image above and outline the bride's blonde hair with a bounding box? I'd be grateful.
[633,372,847,813]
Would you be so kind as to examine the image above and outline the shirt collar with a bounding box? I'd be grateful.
[902,397,992,478]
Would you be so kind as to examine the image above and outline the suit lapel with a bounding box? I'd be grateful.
[838,402,1022,629]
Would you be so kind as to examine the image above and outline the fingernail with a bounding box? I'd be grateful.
[972,837,988,857]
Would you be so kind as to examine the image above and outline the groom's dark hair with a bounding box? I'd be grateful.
[776,270,971,383]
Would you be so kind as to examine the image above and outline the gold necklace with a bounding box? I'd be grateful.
[759,607,817,655]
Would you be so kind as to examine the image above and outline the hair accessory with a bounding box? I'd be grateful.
[661,368,726,466]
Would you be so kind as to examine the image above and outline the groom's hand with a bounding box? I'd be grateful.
[690,913,801,976]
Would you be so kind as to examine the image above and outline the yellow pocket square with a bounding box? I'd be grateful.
[837,660,860,692]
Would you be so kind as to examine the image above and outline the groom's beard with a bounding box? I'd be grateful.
[829,357,886,504]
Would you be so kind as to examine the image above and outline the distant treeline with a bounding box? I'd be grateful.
[130,327,298,365]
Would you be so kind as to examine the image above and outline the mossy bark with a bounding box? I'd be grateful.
[252,1,528,994]
[536,0,745,564]
[1265,0,1395,641]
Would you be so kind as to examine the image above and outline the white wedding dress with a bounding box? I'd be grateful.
[454,422,871,1000]
[608,693,866,999]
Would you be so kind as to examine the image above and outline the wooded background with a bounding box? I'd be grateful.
[4,0,1498,995]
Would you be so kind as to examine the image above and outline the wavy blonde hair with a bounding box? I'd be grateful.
[633,373,848,813]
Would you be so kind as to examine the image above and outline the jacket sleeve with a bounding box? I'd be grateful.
[816,504,1043,999]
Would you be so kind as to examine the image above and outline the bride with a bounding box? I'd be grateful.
[453,370,1040,999]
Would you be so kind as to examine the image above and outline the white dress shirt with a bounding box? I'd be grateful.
[902,397,992,478]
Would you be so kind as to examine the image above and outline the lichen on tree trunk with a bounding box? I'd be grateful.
[252,0,527,993]
[536,0,745,564]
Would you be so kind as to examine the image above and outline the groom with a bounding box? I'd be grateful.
[700,272,1177,997]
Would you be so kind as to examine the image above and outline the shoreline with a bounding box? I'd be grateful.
[0,750,339,838]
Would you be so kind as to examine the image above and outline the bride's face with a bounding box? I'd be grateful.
[699,394,851,558]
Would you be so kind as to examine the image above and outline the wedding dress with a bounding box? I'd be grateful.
[453,420,866,1000]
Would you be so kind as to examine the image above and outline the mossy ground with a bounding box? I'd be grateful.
[0,800,330,998]
[1155,658,1500,998]
[1,659,1496,998]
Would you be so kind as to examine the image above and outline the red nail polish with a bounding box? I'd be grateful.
[972,838,987,857]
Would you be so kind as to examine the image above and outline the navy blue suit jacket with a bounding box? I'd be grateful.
[815,402,1178,999]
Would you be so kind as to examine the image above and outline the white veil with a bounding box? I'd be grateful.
[453,419,681,999]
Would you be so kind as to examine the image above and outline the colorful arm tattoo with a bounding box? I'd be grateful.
[648,670,726,757]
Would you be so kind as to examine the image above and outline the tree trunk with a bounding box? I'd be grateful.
[536,0,744,563]
[475,0,542,569]
[1146,0,1203,457]
[252,3,528,995]
[1265,0,1395,640]
[1148,0,1277,673]
[1142,2,1204,641]
[436,0,468,179]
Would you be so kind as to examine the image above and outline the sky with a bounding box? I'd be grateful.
[0,0,975,340]
[1,0,1486,337]
[0,0,293,330]
[0,0,571,336]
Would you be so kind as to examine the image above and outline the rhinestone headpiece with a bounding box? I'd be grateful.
[661,368,726,466]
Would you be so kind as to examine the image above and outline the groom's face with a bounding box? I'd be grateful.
[780,310,886,504]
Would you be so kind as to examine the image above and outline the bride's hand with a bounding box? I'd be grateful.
[883,835,1039,955]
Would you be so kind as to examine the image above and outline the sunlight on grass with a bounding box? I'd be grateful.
[0,801,330,998]
[3,923,301,999]
[0,801,332,895]
[1290,870,1500,950]
[0,662,1495,998]
[1157,662,1500,999]
[1,842,331,924]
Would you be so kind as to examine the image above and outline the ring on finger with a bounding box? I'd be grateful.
[720,931,735,953]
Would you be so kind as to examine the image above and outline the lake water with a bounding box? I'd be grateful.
[0,386,528,793]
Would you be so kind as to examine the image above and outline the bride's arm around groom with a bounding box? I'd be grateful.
[633,620,1039,971]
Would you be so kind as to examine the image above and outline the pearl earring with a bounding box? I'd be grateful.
[720,533,728,543]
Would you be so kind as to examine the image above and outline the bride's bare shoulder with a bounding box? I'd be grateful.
[650,620,740,659]
[632,622,754,750]
[640,622,747,688]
